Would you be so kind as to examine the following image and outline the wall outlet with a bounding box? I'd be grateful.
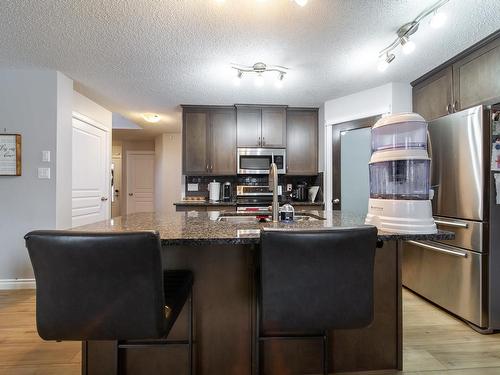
[42,150,51,162]
[38,167,51,179]
[187,183,199,192]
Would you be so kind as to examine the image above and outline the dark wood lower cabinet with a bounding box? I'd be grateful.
[83,241,401,374]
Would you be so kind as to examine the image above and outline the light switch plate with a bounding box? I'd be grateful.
[42,150,51,162]
[38,167,51,179]
[187,183,199,192]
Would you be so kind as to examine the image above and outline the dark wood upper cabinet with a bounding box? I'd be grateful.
[412,32,500,120]
[286,108,318,175]
[236,107,261,147]
[210,108,236,175]
[183,109,209,175]
[236,105,286,148]
[453,37,500,111]
[261,107,286,147]
[413,67,453,121]
[183,106,236,175]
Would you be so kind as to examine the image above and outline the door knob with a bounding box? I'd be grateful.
[128,193,134,196]
[101,197,108,201]
[333,198,340,204]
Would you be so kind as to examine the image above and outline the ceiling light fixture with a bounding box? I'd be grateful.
[430,10,447,28]
[274,72,285,88]
[377,53,395,72]
[232,70,243,86]
[254,73,265,87]
[294,0,308,7]
[231,62,289,89]
[377,0,450,71]
[142,113,161,123]
[400,36,416,55]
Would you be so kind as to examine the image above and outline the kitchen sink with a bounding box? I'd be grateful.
[217,216,270,223]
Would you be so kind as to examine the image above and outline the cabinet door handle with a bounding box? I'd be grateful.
[446,104,452,114]
[262,136,266,146]
[452,100,459,112]
[206,163,209,172]
[333,198,340,204]
[406,240,467,258]
[210,164,213,171]
[101,197,108,201]
[258,136,261,146]
[128,193,134,197]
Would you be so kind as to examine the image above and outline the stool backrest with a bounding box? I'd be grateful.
[24,230,166,341]
[260,226,377,332]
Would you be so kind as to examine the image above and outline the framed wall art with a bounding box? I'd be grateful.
[0,134,22,176]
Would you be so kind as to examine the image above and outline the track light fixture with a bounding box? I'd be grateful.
[377,53,395,72]
[231,62,289,89]
[377,0,450,72]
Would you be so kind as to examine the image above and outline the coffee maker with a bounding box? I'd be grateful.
[222,181,232,202]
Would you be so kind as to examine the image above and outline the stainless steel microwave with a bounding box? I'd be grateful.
[237,148,286,174]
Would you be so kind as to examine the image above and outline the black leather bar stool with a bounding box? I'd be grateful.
[24,230,194,375]
[256,226,378,375]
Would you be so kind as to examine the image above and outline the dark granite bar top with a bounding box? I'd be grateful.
[73,210,454,246]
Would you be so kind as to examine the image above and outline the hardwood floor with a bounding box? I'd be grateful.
[0,290,80,375]
[1,288,499,374]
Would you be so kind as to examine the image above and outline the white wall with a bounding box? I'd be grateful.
[73,91,112,130]
[0,69,73,286]
[323,82,412,210]
[155,133,182,213]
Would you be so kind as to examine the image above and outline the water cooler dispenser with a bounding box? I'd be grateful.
[365,113,436,234]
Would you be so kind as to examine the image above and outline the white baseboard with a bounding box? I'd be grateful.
[0,278,36,290]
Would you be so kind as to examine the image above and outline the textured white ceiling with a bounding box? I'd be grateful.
[1,0,499,139]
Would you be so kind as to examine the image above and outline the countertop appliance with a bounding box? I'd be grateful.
[208,181,221,203]
[365,113,436,234]
[222,182,232,202]
[237,148,286,175]
[293,182,308,202]
[402,105,500,332]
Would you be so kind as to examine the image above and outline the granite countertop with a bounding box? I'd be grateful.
[73,210,454,246]
[174,201,324,206]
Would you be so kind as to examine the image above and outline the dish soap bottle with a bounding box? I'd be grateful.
[280,203,295,222]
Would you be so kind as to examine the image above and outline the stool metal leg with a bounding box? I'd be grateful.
[323,331,328,375]
[188,288,194,375]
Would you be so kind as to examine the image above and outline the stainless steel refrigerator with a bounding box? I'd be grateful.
[402,105,500,332]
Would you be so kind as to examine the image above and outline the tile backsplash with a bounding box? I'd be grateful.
[185,173,324,202]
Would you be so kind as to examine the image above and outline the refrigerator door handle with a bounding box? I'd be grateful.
[406,240,468,258]
[434,219,469,229]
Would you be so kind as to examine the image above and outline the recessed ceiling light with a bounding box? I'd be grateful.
[142,113,161,123]
[294,0,308,6]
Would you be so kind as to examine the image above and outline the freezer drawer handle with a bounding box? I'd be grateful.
[406,240,468,258]
[434,219,469,229]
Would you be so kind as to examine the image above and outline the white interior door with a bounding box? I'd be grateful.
[72,117,110,227]
[127,152,155,213]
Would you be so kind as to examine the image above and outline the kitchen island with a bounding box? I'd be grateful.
[75,210,452,375]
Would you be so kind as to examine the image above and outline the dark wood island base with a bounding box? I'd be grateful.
[83,240,402,375]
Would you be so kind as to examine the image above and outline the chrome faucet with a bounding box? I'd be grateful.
[269,162,279,222]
